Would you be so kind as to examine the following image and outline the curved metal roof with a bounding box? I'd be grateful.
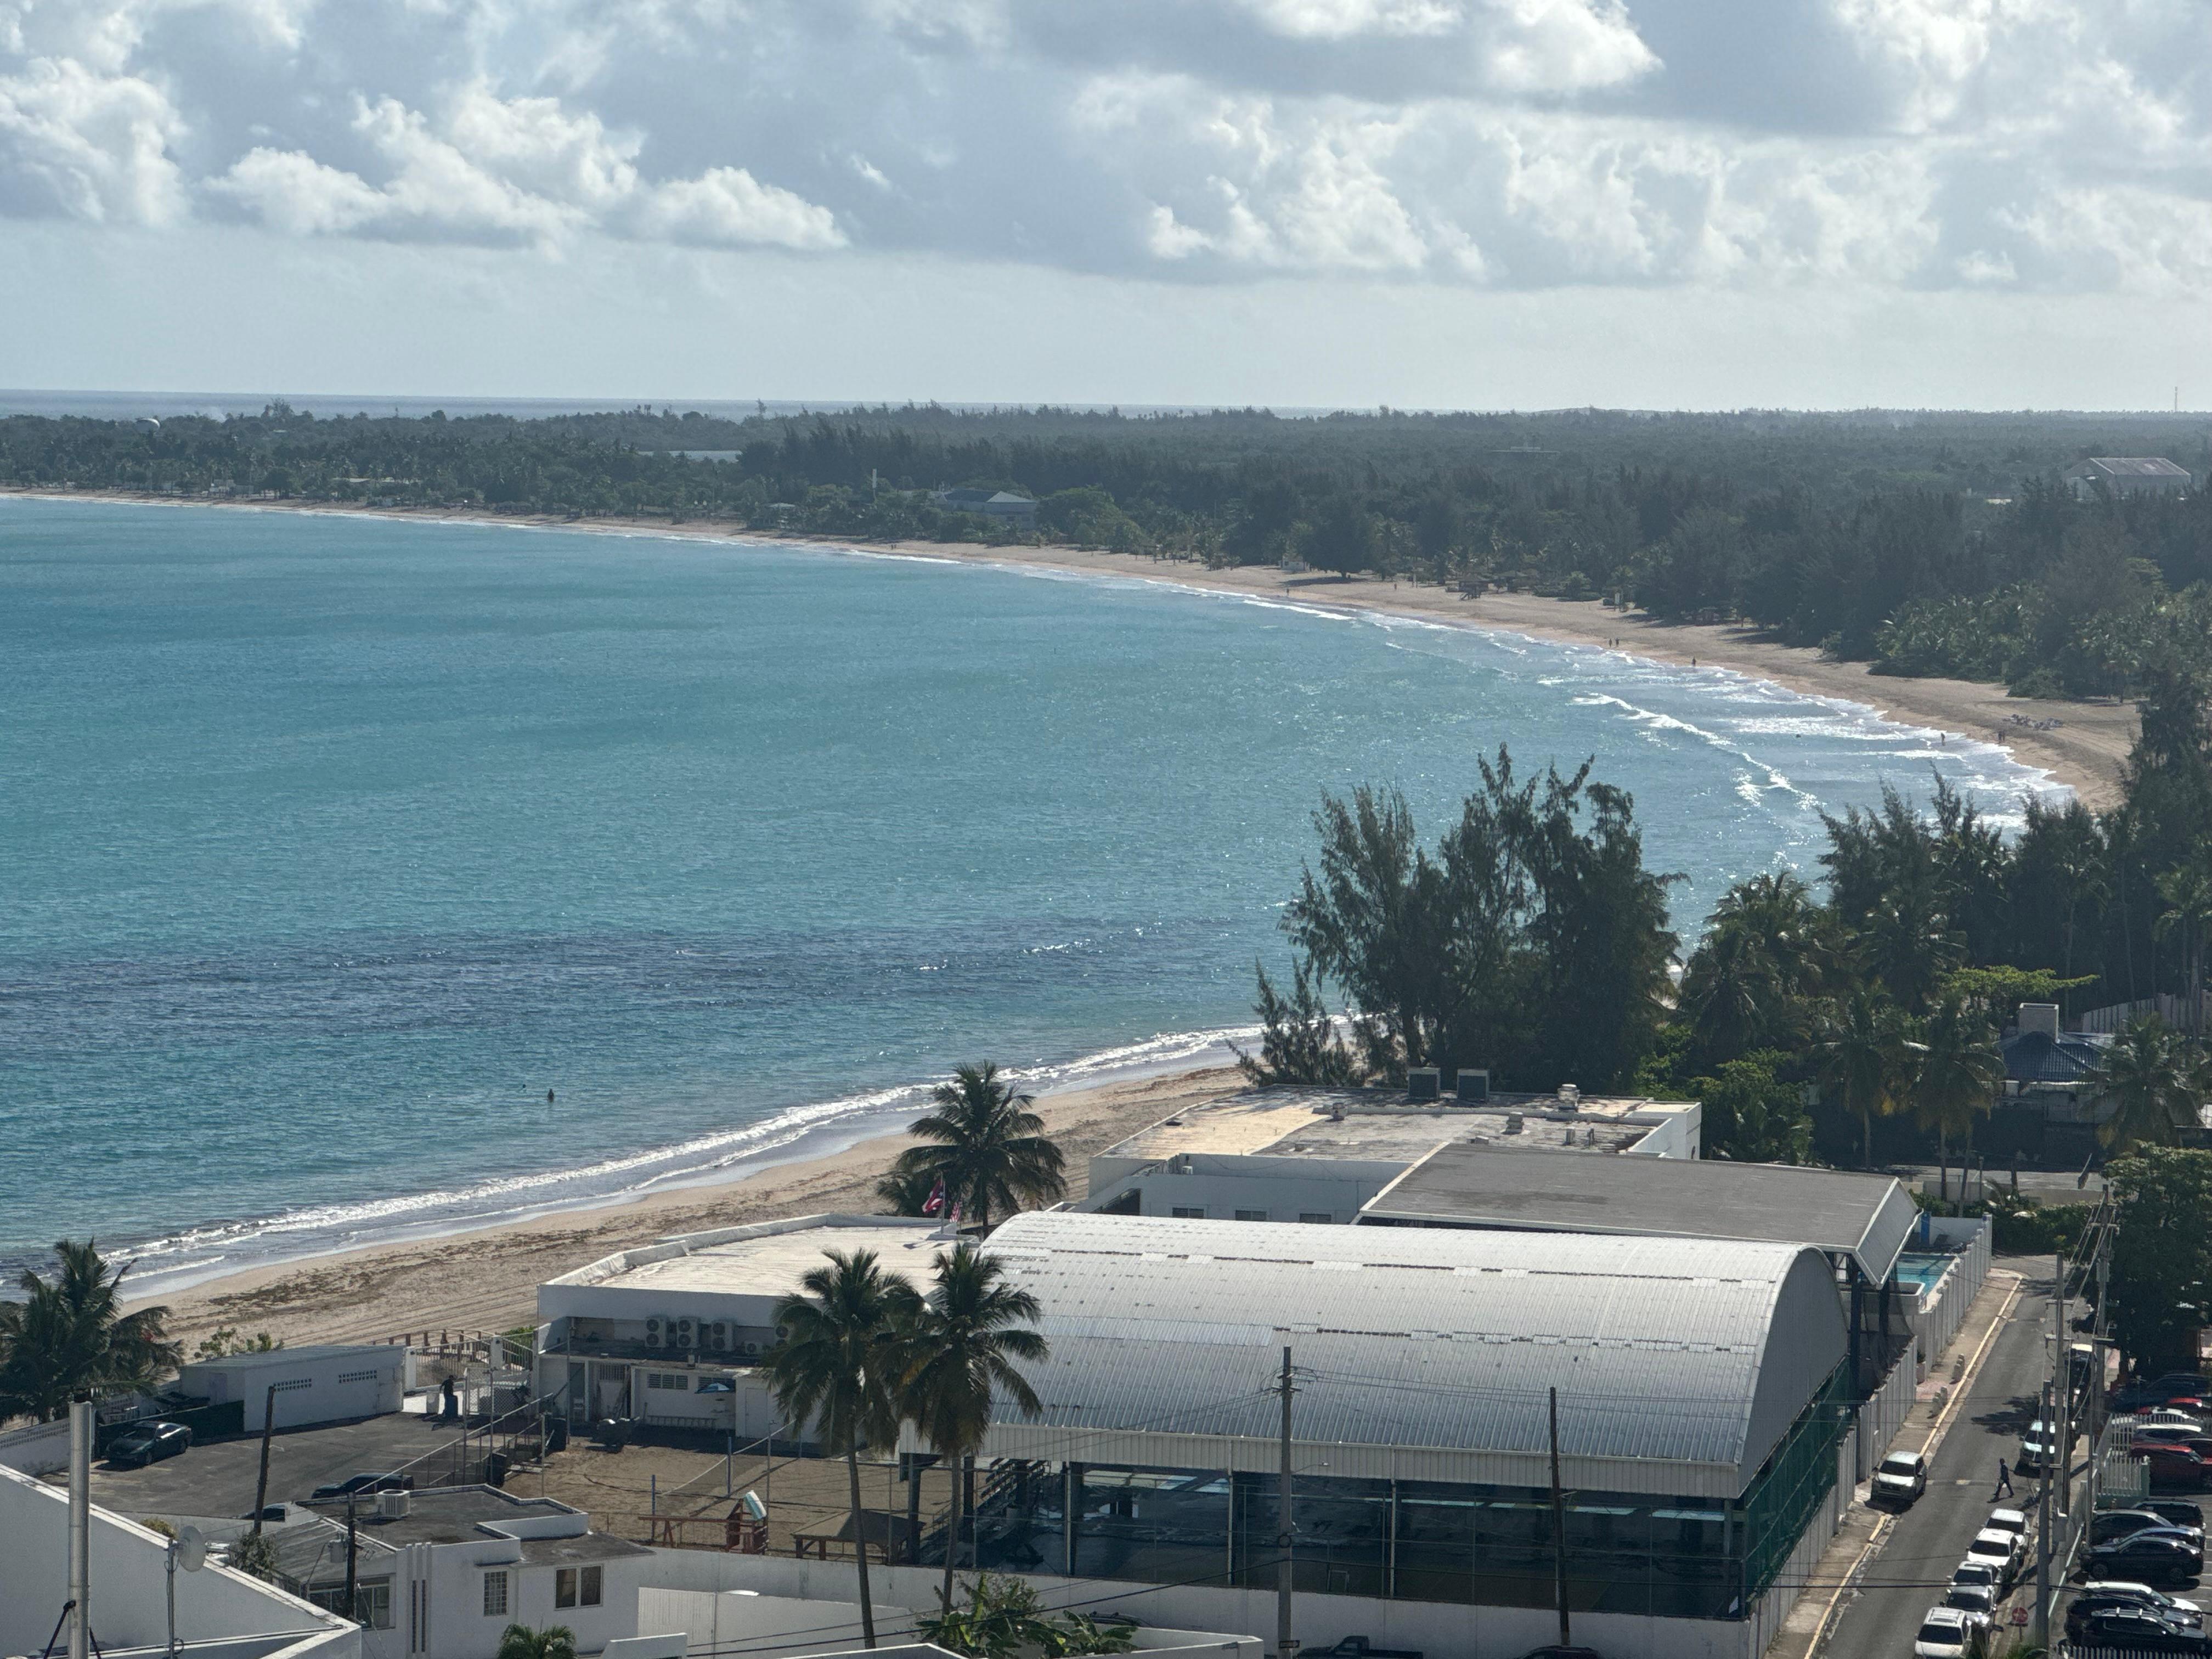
[976,1211,1847,1498]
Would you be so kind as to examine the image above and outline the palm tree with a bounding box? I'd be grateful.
[763,1250,921,1649]
[891,1064,1066,1231]
[496,1627,578,1659]
[901,1244,1048,1617]
[1816,985,1916,1168]
[0,1240,181,1421]
[2155,862,2212,1036]
[874,1167,943,1217]
[1912,997,2005,1195]
[2093,1014,2199,1153]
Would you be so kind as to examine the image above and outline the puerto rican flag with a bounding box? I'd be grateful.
[922,1178,947,1216]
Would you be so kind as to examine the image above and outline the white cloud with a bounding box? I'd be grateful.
[632,166,847,249]
[0,56,186,223]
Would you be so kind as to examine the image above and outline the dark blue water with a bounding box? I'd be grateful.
[0,498,2058,1286]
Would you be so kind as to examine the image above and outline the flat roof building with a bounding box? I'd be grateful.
[2063,456,2192,498]
[1079,1082,1700,1227]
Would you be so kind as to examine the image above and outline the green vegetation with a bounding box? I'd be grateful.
[2106,1148,2212,1374]
[190,1327,281,1361]
[890,1063,1068,1229]
[495,1626,579,1659]
[8,404,2208,701]
[918,1573,1136,1659]
[0,1240,180,1421]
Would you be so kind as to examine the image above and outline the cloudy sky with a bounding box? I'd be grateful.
[3,0,2208,406]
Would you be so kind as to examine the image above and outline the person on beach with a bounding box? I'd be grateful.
[1993,1458,2014,1499]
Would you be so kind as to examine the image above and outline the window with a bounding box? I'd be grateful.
[1170,1206,1205,1219]
[556,1565,605,1610]
[1234,1210,1268,1222]
[1299,1212,1334,1225]
[482,1570,509,1617]
[306,1582,393,1628]
[646,1372,688,1391]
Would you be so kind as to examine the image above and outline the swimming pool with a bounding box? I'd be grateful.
[1896,1252,1959,1294]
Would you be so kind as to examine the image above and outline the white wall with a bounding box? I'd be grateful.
[400,1537,650,1659]
[638,1588,919,1654]
[640,1548,1767,1659]
[183,1348,405,1431]
[0,1464,358,1657]
[0,1419,71,1476]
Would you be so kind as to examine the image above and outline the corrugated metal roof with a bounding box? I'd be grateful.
[2072,457,2192,479]
[974,1211,1846,1498]
[2004,1028,2111,1084]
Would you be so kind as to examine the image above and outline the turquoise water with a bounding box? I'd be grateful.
[0,498,2060,1288]
[1895,1253,1960,1293]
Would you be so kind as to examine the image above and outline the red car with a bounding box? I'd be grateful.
[2135,1444,2210,1491]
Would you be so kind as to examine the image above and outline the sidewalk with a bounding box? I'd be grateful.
[1765,1266,2027,1659]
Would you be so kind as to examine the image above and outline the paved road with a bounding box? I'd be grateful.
[1821,1257,2117,1659]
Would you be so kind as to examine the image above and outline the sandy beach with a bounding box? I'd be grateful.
[144,1065,1243,1349]
[10,489,2135,806]
[32,482,2123,1345]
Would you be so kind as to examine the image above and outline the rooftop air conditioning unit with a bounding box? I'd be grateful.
[742,1340,760,1357]
[644,1317,665,1350]
[1556,1084,1581,1111]
[673,1317,696,1351]
[1457,1069,1490,1102]
[1406,1067,1441,1103]
[377,1491,411,1521]
[706,1322,729,1352]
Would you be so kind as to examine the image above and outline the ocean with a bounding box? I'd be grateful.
[0,497,2060,1293]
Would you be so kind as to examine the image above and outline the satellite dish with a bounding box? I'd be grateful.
[177,1525,207,1572]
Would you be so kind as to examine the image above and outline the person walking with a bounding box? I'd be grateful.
[1994,1457,2015,1499]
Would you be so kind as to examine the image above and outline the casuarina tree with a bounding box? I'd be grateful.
[764,1250,922,1647]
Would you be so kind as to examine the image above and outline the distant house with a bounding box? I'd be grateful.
[1980,1002,2113,1163]
[2063,456,2193,499]
[929,486,1038,524]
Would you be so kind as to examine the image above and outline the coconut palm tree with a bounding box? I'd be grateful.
[1912,997,2005,1197]
[764,1250,923,1648]
[874,1167,943,1217]
[1815,985,1916,1168]
[2155,862,2212,1036]
[891,1064,1066,1231]
[2093,1014,2199,1153]
[900,1244,1048,1617]
[496,1627,578,1659]
[0,1240,180,1421]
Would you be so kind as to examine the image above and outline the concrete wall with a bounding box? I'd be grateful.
[0,1464,358,1657]
[639,1587,920,1653]
[1854,1348,1920,1481]
[182,1348,405,1431]
[640,1547,1769,1659]
[1079,1156,1410,1226]
[0,1419,72,1476]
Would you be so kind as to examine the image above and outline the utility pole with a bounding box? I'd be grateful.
[69,1395,93,1659]
[1549,1387,1571,1649]
[2056,1250,2073,1517]
[2034,1375,2053,1648]
[251,1385,278,1536]
[1277,1347,1297,1659]
[344,1492,360,1622]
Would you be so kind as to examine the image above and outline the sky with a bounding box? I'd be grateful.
[1,0,2208,408]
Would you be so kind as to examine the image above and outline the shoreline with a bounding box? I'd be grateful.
[4,487,2132,804]
[139,1064,1245,1348]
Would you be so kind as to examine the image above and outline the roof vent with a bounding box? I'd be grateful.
[1406,1067,1441,1103]
[1556,1084,1581,1110]
[2017,1003,2060,1040]
[1504,1113,1524,1135]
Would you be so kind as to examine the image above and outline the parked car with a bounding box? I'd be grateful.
[2096,1511,2205,1547]
[1965,1530,2026,1585]
[1951,1562,2001,1594]
[1987,1507,2030,1540]
[2134,1426,2212,1449]
[1945,1582,1997,1617]
[2146,1503,2210,1532]
[2086,1532,2204,1585]
[2020,1419,2070,1474]
[2069,1606,2210,1651]
[1874,1451,1929,1506]
[2138,1446,2212,1491]
[2143,1410,2211,1432]
[2119,1375,2212,1414]
[1915,1607,1991,1658]
[2079,1581,2205,1618]
[308,1472,415,1501]
[105,1421,191,1469]
[2072,1586,2205,1629]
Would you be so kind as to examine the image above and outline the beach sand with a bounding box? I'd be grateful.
[144,1065,1243,1349]
[48,484,2126,1342]
[12,489,2135,806]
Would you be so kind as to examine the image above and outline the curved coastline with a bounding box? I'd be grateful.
[0,489,2109,1337]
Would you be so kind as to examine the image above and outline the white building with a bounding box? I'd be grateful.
[261,1487,660,1659]
[535,1216,947,1436]
[1076,1081,1701,1225]
[2062,456,2193,498]
[179,1346,408,1432]
[0,1460,358,1659]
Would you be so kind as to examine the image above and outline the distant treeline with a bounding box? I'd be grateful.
[7,403,2211,696]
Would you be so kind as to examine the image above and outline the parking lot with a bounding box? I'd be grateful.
[68,1413,466,1523]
